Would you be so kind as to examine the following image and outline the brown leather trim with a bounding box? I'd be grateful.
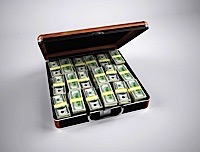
[54,120,60,128]
[38,21,147,40]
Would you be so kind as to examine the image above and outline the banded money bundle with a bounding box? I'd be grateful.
[52,94,71,119]
[126,79,147,101]
[109,50,125,65]
[83,55,99,70]
[91,67,109,87]
[73,57,85,66]
[116,64,135,81]
[113,81,131,105]
[83,87,103,111]
[68,89,86,114]
[96,54,111,67]
[77,70,93,89]
[104,64,120,82]
[98,83,118,108]
[51,76,65,87]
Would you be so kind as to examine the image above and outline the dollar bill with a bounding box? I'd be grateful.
[103,64,117,74]
[87,61,99,70]
[80,80,93,89]
[107,74,120,82]
[96,54,110,63]
[99,83,118,107]
[83,87,99,102]
[51,69,62,77]
[73,57,85,66]
[116,93,131,105]
[87,99,103,111]
[61,65,75,74]
[112,81,127,93]
[129,88,147,101]
[51,76,65,87]
[48,61,60,71]
[52,94,68,109]
[109,50,125,65]
[109,50,120,57]
[92,67,105,76]
[68,89,86,114]
[76,65,87,72]
[65,72,78,83]
[77,71,89,82]
[59,58,72,68]
[55,106,71,119]
[67,81,81,90]
[53,86,66,95]
[121,72,135,81]
[99,62,111,67]
[95,75,109,84]
[126,80,146,101]
[116,64,129,73]
[112,56,125,65]
[83,55,96,63]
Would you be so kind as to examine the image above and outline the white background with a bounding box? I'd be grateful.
[0,0,200,152]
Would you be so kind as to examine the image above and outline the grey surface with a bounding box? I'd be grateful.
[0,0,200,152]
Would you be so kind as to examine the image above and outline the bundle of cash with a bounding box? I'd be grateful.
[67,81,81,90]
[53,86,66,95]
[107,74,120,82]
[77,71,89,82]
[68,89,86,114]
[55,106,71,119]
[73,57,85,66]
[99,83,118,108]
[48,61,60,71]
[80,80,93,89]
[51,69,62,77]
[61,65,75,74]
[126,80,146,101]
[91,67,108,87]
[76,65,87,72]
[113,81,131,104]
[99,62,111,67]
[51,76,65,87]
[104,64,117,75]
[116,65,135,81]
[92,67,105,77]
[95,75,109,84]
[83,87,99,102]
[109,50,125,65]
[65,72,78,83]
[52,94,67,109]
[83,55,96,63]
[96,54,110,63]
[59,58,72,68]
[87,61,99,70]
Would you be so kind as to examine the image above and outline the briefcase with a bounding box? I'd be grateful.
[37,21,150,128]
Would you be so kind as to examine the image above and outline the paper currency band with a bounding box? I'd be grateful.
[101,91,114,96]
[119,70,130,75]
[94,73,106,78]
[53,82,65,87]
[70,97,83,102]
[106,70,117,74]
[111,55,121,58]
[86,95,99,102]
[78,77,90,82]
[115,88,127,93]
[54,102,67,109]
[99,59,110,63]
[128,86,142,92]
[67,78,79,83]
[60,63,72,68]
[86,60,97,64]
[50,66,60,71]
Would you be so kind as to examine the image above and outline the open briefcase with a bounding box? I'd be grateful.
[37,21,150,128]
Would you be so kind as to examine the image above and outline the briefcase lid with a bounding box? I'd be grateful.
[38,21,148,60]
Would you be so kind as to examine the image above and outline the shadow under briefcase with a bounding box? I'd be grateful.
[37,21,150,128]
